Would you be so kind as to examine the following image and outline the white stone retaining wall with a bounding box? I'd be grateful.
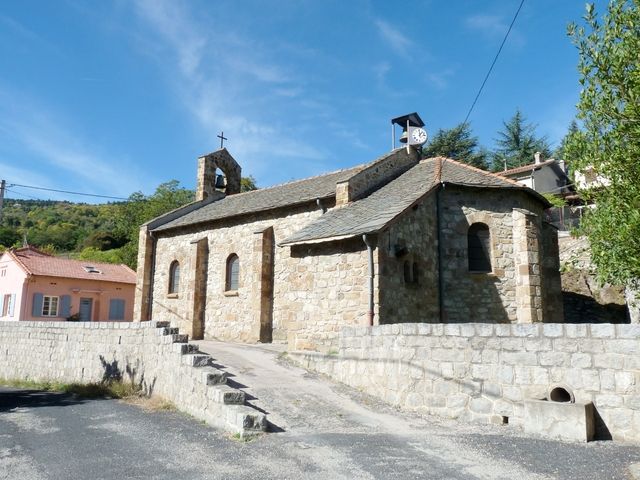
[292,322,640,443]
[0,320,265,436]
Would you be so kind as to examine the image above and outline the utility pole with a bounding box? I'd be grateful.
[0,179,5,223]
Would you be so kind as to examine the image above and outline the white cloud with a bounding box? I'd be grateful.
[465,13,525,47]
[130,0,328,181]
[466,14,507,37]
[0,87,144,199]
[374,19,412,57]
[425,68,455,90]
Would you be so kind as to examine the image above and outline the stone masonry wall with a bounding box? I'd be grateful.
[293,322,640,443]
[0,320,265,435]
[150,202,373,351]
[378,194,440,323]
[439,187,557,323]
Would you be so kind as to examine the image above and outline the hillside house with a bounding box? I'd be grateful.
[0,247,136,322]
[497,153,571,195]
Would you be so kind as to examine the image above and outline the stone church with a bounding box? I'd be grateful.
[133,143,563,351]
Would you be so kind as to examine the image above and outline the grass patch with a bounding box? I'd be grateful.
[229,431,261,443]
[125,395,176,412]
[0,378,142,399]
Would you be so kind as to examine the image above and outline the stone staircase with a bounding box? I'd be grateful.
[154,321,267,436]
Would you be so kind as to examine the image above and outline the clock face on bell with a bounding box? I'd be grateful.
[411,128,428,145]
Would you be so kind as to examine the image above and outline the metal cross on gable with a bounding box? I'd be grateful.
[217,131,228,149]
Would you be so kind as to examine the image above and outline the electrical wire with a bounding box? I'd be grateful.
[463,0,526,125]
[4,187,41,201]
[6,182,128,201]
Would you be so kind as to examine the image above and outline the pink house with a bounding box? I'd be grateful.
[0,247,136,322]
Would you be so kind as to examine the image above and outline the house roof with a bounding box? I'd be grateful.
[151,152,412,232]
[280,157,549,246]
[7,247,136,284]
[498,159,557,177]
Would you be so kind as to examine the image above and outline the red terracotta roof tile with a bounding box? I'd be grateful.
[498,159,556,176]
[9,247,136,284]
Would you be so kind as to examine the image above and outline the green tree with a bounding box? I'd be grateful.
[422,122,488,169]
[114,180,195,268]
[241,176,258,192]
[491,109,552,171]
[0,226,20,247]
[566,1,640,285]
[554,120,580,162]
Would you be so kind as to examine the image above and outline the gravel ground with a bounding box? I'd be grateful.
[1,340,639,480]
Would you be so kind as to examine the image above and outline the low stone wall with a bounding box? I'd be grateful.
[291,323,640,443]
[0,320,266,436]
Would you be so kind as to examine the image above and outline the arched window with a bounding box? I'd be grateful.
[403,261,411,283]
[468,223,491,272]
[226,254,240,291]
[168,261,180,294]
[412,262,419,285]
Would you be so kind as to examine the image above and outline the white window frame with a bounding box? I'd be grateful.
[2,294,9,316]
[42,295,59,317]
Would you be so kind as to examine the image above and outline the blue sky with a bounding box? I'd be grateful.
[0,0,603,202]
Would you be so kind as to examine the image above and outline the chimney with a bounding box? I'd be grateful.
[195,148,242,202]
[534,151,542,164]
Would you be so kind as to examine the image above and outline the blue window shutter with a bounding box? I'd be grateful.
[0,293,4,316]
[109,299,125,321]
[8,294,15,317]
[32,293,43,317]
[60,295,71,318]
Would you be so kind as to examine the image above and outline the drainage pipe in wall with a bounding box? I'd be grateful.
[363,234,375,326]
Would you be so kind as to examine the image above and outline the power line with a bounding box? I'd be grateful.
[4,187,41,201]
[7,182,129,201]
[463,0,526,125]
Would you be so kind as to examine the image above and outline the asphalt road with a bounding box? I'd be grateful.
[1,341,640,480]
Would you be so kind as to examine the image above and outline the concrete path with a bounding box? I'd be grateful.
[195,340,640,480]
[1,340,639,479]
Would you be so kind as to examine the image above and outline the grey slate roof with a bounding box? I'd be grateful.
[152,165,363,232]
[280,157,549,245]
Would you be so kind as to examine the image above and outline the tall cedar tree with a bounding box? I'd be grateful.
[554,120,580,162]
[566,1,640,285]
[422,123,488,170]
[491,109,552,171]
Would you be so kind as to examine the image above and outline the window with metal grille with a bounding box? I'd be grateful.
[468,223,491,272]
[226,254,239,291]
[168,261,180,294]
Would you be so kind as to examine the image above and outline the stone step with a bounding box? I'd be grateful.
[157,327,179,336]
[182,353,212,367]
[208,384,245,405]
[153,321,170,328]
[171,334,189,344]
[227,405,268,434]
[172,342,199,355]
[200,367,228,386]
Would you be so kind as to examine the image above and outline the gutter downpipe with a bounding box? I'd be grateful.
[363,234,375,326]
[147,231,157,321]
[436,183,445,323]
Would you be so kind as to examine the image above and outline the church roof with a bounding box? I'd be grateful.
[280,157,549,246]
[152,151,404,232]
